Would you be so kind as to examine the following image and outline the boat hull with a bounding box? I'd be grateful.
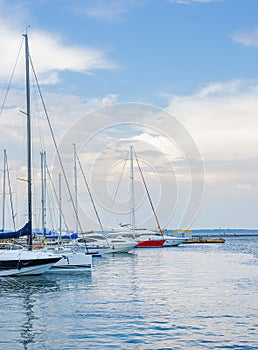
[0,250,61,277]
[136,239,165,248]
[87,247,110,256]
[47,251,92,273]
[163,237,186,247]
[61,244,105,257]
[104,242,136,254]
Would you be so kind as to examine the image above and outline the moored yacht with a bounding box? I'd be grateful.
[108,229,165,248]
[47,248,92,273]
[75,232,137,255]
[0,248,61,277]
[162,235,186,247]
[0,33,62,277]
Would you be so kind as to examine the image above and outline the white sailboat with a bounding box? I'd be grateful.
[71,146,137,256]
[107,146,166,248]
[38,155,92,273]
[126,147,185,247]
[0,33,61,276]
[75,232,137,255]
[0,245,61,277]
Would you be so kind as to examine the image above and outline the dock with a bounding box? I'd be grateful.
[184,238,226,244]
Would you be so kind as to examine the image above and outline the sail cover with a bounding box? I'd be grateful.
[0,222,31,239]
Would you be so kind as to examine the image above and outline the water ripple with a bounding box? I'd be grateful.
[0,237,257,349]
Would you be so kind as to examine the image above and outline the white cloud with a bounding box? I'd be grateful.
[3,82,257,229]
[0,15,116,85]
[231,27,258,47]
[166,80,258,161]
[196,80,244,98]
[0,89,118,162]
[29,30,115,72]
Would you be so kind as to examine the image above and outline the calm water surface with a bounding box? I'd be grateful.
[0,237,257,350]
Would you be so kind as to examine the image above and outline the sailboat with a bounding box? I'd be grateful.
[65,145,137,256]
[107,146,166,248]
[133,148,185,247]
[72,231,137,255]
[45,168,92,273]
[0,33,61,276]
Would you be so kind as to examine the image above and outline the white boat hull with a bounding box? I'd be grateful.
[72,235,137,256]
[69,244,135,256]
[104,242,136,254]
[60,242,109,257]
[86,247,110,256]
[47,251,92,273]
[0,250,61,277]
[163,236,186,247]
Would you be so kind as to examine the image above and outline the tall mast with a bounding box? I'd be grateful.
[41,151,46,239]
[73,143,78,234]
[58,173,62,245]
[130,145,135,237]
[134,148,162,233]
[23,33,32,248]
[2,149,7,231]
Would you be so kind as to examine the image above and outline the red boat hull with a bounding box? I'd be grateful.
[136,239,165,248]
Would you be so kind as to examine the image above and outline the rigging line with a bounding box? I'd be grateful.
[31,79,46,153]
[45,163,69,232]
[0,37,24,119]
[2,150,6,232]
[76,153,104,231]
[6,151,16,231]
[46,186,57,234]
[46,180,59,235]
[133,147,162,233]
[104,154,129,227]
[29,57,84,235]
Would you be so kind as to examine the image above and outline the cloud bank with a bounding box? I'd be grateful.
[0,18,115,85]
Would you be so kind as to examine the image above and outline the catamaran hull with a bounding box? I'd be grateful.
[64,245,133,256]
[47,251,92,273]
[86,247,110,257]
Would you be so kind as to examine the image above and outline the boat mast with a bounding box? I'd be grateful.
[41,151,46,239]
[73,143,78,235]
[58,172,62,245]
[23,33,33,249]
[130,145,135,238]
[1,149,7,232]
[133,148,162,233]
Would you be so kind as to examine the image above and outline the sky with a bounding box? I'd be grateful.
[1,0,258,231]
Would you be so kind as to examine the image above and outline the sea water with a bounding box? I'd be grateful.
[0,237,257,350]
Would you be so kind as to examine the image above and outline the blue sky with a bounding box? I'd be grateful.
[1,0,258,230]
[28,0,258,103]
[2,0,258,103]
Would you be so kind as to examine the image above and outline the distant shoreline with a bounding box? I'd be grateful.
[192,233,258,238]
[171,228,258,237]
[190,228,258,236]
